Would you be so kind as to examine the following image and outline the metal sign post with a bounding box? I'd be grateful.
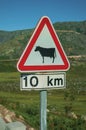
[40,90,47,130]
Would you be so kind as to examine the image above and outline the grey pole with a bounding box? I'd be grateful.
[40,90,47,130]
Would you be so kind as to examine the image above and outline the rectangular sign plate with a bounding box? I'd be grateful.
[20,72,66,90]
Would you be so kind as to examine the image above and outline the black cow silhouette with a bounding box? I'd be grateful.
[34,46,56,63]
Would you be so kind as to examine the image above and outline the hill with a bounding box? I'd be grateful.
[54,20,86,35]
[0,21,86,60]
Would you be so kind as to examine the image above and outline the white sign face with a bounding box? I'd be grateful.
[25,25,64,66]
[20,72,66,90]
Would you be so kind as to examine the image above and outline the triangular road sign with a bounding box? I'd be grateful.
[17,16,70,72]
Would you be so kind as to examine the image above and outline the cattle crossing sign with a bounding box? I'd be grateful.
[17,16,70,72]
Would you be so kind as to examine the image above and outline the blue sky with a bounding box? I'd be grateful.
[0,0,86,31]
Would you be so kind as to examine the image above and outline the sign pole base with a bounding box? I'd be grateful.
[40,90,47,130]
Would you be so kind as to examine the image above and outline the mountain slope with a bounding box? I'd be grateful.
[54,20,86,35]
[0,21,86,60]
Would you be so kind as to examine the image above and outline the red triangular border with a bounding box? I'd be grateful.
[17,16,70,72]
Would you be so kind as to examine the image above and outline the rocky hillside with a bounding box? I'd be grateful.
[0,104,35,130]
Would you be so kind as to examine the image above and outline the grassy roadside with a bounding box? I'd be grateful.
[0,58,86,129]
[0,89,86,129]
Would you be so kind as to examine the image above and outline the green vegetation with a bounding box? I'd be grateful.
[0,90,86,129]
[0,58,86,129]
[0,59,17,72]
